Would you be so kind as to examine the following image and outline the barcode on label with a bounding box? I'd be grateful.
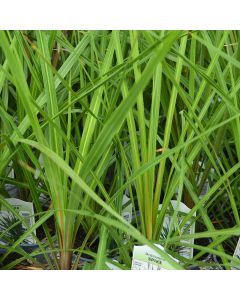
[147,263,162,270]
[132,260,144,270]
[132,259,163,270]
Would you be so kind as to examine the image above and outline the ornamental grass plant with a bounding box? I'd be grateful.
[1,30,240,270]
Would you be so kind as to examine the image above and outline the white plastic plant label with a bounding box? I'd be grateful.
[34,153,44,180]
[105,259,123,270]
[122,193,132,243]
[6,161,14,179]
[197,161,210,198]
[232,238,240,270]
[159,200,196,260]
[122,194,132,223]
[131,244,178,270]
[0,198,36,245]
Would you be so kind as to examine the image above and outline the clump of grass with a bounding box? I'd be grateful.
[1,30,240,270]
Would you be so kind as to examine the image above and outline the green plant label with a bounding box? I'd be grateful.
[159,200,195,259]
[0,198,36,245]
[131,244,178,270]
